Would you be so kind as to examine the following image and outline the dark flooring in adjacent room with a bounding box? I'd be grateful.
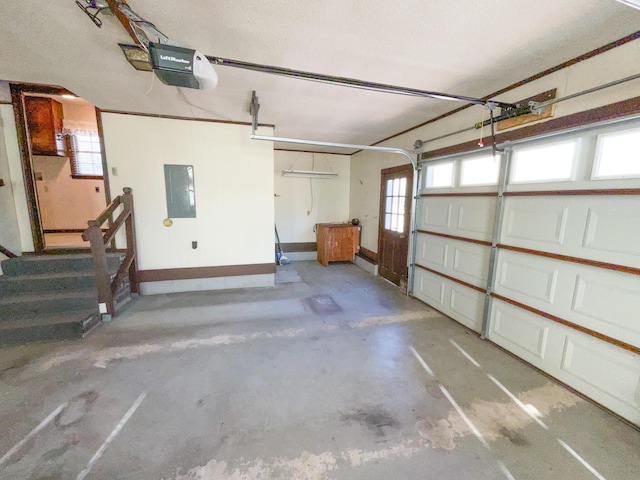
[0,261,638,479]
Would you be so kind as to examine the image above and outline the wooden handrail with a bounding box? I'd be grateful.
[93,196,122,228]
[83,187,138,318]
[0,244,18,258]
[102,208,130,246]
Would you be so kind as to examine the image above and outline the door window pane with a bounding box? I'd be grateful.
[384,174,409,233]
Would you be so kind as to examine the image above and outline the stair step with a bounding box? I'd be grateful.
[0,309,99,345]
[1,253,123,276]
[0,272,97,298]
[0,291,98,320]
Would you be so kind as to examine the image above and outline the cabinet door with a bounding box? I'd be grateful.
[25,97,64,156]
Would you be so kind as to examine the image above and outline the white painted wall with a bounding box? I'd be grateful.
[0,106,21,264]
[0,104,33,254]
[349,151,411,252]
[0,82,10,102]
[274,151,350,244]
[101,113,275,274]
[349,38,640,254]
[33,156,105,230]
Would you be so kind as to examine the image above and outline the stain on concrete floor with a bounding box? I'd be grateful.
[304,294,343,315]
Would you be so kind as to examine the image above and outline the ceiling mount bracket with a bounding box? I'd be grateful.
[76,1,112,28]
[489,108,504,154]
[250,91,260,134]
[528,100,544,115]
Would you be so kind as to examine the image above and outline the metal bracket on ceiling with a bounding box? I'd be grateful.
[100,0,168,49]
[488,105,504,154]
[75,1,112,28]
[250,91,260,134]
[528,100,545,115]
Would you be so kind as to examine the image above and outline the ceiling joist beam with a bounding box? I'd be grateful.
[105,0,139,45]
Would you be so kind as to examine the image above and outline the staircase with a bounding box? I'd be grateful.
[0,254,123,345]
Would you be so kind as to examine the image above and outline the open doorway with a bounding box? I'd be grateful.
[10,84,108,252]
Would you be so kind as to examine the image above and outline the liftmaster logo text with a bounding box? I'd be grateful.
[160,55,190,64]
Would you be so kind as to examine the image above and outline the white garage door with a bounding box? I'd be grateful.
[410,117,640,425]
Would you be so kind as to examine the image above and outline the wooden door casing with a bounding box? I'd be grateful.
[378,164,413,287]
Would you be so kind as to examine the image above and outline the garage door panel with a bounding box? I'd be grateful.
[493,250,640,348]
[504,200,569,245]
[417,235,449,269]
[496,251,559,305]
[489,300,640,424]
[490,301,551,361]
[450,287,484,331]
[414,269,446,306]
[502,196,640,267]
[571,272,640,346]
[560,336,640,411]
[417,196,495,241]
[452,245,490,285]
[457,203,494,236]
[416,233,490,288]
[413,120,640,426]
[413,269,483,332]
[421,201,452,229]
[583,203,640,256]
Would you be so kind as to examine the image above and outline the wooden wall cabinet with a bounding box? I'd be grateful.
[24,96,64,156]
[316,223,360,266]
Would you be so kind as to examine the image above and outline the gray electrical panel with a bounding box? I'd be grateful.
[164,164,196,218]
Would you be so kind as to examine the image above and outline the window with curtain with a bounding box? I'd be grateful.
[65,130,103,178]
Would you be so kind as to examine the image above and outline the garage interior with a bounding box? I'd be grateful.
[1,1,640,479]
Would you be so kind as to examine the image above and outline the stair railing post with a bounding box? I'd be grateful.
[121,187,139,295]
[85,220,115,316]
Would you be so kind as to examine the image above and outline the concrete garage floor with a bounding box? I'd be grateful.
[0,262,638,479]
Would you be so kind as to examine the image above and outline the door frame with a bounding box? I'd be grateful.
[9,82,111,253]
[377,163,414,286]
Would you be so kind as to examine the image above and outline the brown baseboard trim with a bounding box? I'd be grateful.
[414,263,486,294]
[423,96,640,159]
[358,247,379,264]
[138,263,276,282]
[280,242,316,252]
[491,293,639,355]
[497,244,640,275]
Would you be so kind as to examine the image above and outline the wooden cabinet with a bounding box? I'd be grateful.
[24,96,64,156]
[316,223,360,266]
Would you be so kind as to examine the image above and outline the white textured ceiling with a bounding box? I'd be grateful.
[0,1,639,153]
